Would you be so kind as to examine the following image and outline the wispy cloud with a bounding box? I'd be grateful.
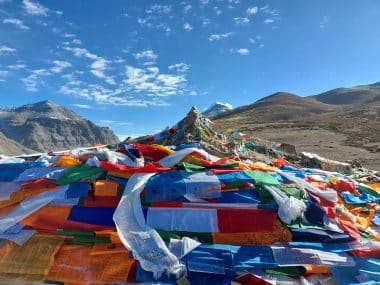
[63,33,75,38]
[3,18,30,30]
[146,4,171,14]
[60,83,172,107]
[247,7,258,15]
[72,39,82,45]
[249,35,264,48]
[183,22,193,31]
[22,0,48,16]
[51,60,71,73]
[231,48,250,55]
[168,63,190,72]
[97,119,132,126]
[60,85,90,99]
[261,5,279,24]
[260,5,279,16]
[202,18,211,26]
[124,65,187,97]
[72,103,91,109]
[0,45,16,55]
[8,63,27,70]
[234,17,249,26]
[209,32,232,41]
[227,0,240,9]
[64,46,98,60]
[62,72,82,86]
[183,4,192,13]
[91,58,115,85]
[134,50,158,61]
[264,18,274,24]
[22,69,50,91]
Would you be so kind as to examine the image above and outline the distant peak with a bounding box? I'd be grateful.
[202,101,233,118]
[18,100,59,110]
[33,100,57,107]
[212,101,233,109]
[256,92,299,103]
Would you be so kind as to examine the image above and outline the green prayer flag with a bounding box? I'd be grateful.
[56,164,105,185]
[244,170,280,186]
[279,186,304,199]
[176,162,205,172]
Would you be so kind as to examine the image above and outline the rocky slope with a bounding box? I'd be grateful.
[215,82,380,170]
[0,100,119,154]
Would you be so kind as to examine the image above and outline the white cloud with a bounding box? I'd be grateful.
[249,35,263,44]
[97,119,116,124]
[90,58,115,85]
[184,4,192,12]
[200,0,209,5]
[60,83,172,107]
[264,18,274,24]
[3,18,30,30]
[260,5,279,16]
[72,104,91,109]
[62,73,82,86]
[72,39,82,45]
[234,17,249,26]
[168,63,190,73]
[63,33,75,38]
[247,7,258,15]
[202,18,211,26]
[134,50,158,61]
[60,85,90,99]
[137,18,149,26]
[209,32,232,41]
[97,120,132,126]
[22,69,50,91]
[183,23,193,31]
[0,45,16,55]
[51,60,71,73]
[22,0,48,16]
[231,48,250,55]
[63,47,116,85]
[228,0,240,9]
[8,64,26,70]
[124,65,187,97]
[146,4,171,14]
[64,46,98,60]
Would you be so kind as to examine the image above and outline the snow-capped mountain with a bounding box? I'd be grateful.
[202,102,233,118]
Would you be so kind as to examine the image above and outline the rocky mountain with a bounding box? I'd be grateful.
[0,131,36,156]
[202,102,233,118]
[0,100,119,155]
[215,82,380,170]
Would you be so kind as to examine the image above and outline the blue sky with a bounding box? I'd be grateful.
[1,0,380,139]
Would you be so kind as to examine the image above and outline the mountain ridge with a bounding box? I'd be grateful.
[215,81,380,170]
[0,100,120,155]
